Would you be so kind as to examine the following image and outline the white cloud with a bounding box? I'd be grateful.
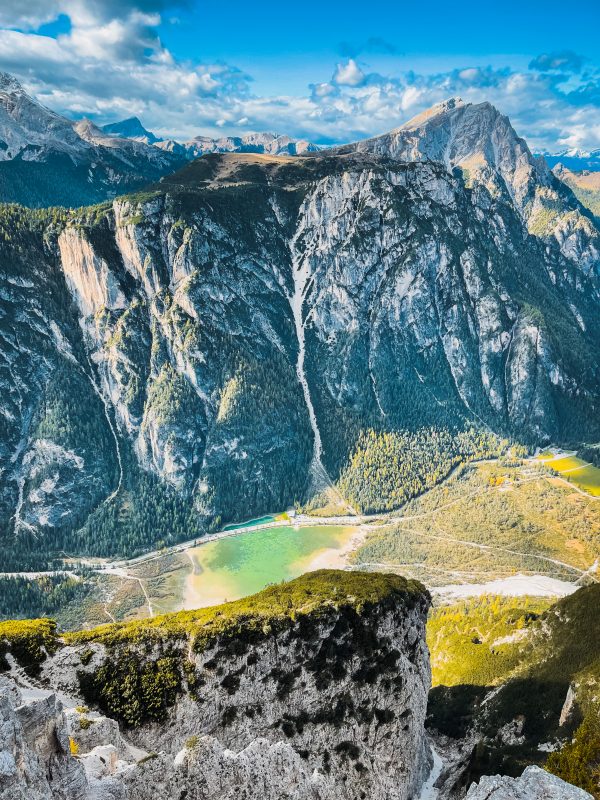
[333,59,365,87]
[0,4,598,153]
[0,1,62,29]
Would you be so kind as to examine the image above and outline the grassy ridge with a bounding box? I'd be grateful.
[65,569,427,728]
[0,618,59,676]
[65,569,427,651]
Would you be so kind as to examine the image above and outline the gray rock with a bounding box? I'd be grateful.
[0,686,90,799]
[2,95,600,544]
[466,765,593,799]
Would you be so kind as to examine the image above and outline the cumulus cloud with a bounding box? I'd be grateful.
[0,2,598,151]
[0,1,62,29]
[0,0,186,30]
[332,59,365,87]
[529,50,585,73]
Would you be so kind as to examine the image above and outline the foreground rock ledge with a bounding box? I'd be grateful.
[1,569,433,800]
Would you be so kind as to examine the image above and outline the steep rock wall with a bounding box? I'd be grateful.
[4,571,433,800]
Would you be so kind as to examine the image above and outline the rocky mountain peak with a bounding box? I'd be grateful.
[102,115,161,144]
[73,117,105,140]
[349,96,542,184]
[0,71,186,205]
[338,96,577,236]
[398,95,467,130]
[0,71,27,95]
[0,72,87,162]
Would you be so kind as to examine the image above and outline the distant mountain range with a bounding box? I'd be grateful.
[539,148,600,172]
[0,74,318,207]
[101,116,319,159]
[0,73,188,207]
[0,70,597,211]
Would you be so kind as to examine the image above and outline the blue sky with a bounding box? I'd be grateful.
[1,0,599,150]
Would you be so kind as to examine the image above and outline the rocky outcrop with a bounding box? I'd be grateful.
[1,571,434,800]
[123,737,329,800]
[465,765,593,799]
[2,572,596,800]
[0,681,90,800]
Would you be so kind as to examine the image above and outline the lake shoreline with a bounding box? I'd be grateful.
[181,524,363,611]
[303,526,369,572]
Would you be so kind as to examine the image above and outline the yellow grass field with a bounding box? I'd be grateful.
[537,453,600,497]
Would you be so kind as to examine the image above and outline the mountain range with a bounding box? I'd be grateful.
[101,116,319,159]
[541,148,600,172]
[0,74,190,207]
[0,75,316,208]
[0,82,599,567]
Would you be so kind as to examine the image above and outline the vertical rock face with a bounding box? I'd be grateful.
[0,683,90,800]
[2,571,433,800]
[1,99,600,557]
[0,209,118,546]
[120,593,431,800]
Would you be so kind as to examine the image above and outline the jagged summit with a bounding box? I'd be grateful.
[338,96,557,214]
[73,117,107,140]
[102,116,161,144]
[397,95,467,130]
[346,97,534,171]
[351,96,599,272]
[0,71,27,94]
[0,73,85,161]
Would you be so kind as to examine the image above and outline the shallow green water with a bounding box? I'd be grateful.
[185,525,357,608]
[223,515,275,531]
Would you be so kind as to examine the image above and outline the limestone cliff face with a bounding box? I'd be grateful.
[53,154,600,488]
[116,588,431,800]
[2,571,433,800]
[1,100,600,553]
[0,678,90,800]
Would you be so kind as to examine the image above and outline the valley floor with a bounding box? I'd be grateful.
[2,451,599,630]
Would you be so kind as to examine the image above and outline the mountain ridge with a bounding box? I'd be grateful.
[102,116,161,144]
[0,73,186,207]
[0,94,599,566]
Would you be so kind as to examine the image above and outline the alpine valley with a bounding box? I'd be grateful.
[1,68,600,800]
[1,78,600,566]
